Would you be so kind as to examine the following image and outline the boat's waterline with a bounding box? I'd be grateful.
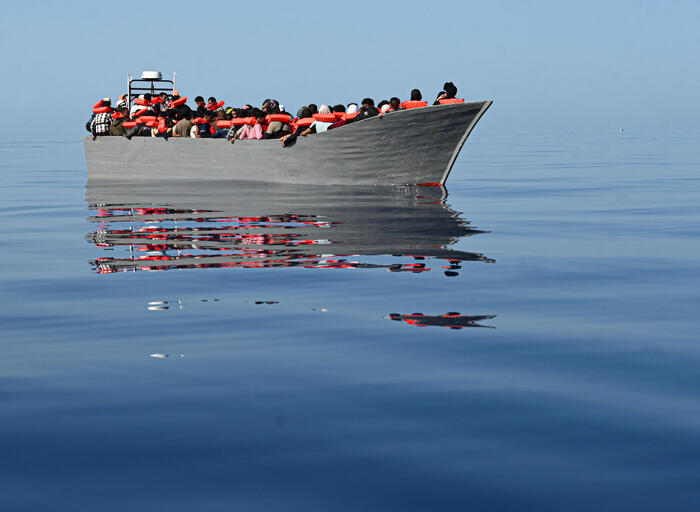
[84,101,492,186]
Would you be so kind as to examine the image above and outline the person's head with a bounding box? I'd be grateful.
[207,96,217,105]
[101,97,111,107]
[347,103,359,113]
[203,111,214,121]
[307,104,318,115]
[182,110,192,120]
[262,99,279,114]
[195,96,204,105]
[143,93,152,101]
[443,82,457,99]
[410,88,422,101]
[262,98,271,109]
[361,97,374,107]
[297,106,311,119]
[332,104,346,113]
[390,97,400,110]
[377,99,389,110]
[216,109,227,119]
[255,111,267,124]
[159,92,168,100]
[318,104,331,114]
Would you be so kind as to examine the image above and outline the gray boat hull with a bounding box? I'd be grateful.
[84,101,492,185]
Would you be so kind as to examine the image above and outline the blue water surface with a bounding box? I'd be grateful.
[1,132,699,511]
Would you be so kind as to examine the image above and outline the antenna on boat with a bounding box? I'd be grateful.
[173,72,177,94]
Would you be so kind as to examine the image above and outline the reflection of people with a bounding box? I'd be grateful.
[434,81,458,105]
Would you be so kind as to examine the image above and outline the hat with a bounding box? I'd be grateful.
[102,97,111,105]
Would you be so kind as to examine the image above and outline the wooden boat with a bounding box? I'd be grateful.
[85,84,491,186]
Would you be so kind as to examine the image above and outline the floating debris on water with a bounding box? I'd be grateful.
[149,353,168,358]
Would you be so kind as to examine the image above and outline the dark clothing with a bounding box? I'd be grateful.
[353,106,379,121]
[197,123,212,138]
[109,117,128,136]
[196,105,209,118]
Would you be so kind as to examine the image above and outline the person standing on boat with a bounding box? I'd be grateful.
[194,96,208,117]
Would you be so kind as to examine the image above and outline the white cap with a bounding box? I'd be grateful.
[103,97,111,103]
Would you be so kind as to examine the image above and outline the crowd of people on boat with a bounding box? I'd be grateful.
[87,82,463,146]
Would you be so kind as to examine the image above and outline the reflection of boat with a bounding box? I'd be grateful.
[85,101,492,186]
[389,312,497,329]
[86,181,494,274]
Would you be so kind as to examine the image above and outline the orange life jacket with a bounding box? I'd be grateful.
[400,100,428,109]
[312,113,336,122]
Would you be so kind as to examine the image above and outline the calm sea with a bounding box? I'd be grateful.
[1,132,699,511]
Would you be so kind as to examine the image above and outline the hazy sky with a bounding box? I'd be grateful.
[1,0,698,139]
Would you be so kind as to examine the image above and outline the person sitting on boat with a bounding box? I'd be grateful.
[109,106,129,136]
[116,94,128,110]
[389,97,401,111]
[171,95,192,120]
[130,94,154,117]
[349,98,378,122]
[346,103,359,114]
[195,111,215,138]
[206,97,219,111]
[212,110,230,139]
[327,104,348,131]
[433,81,457,105]
[228,111,266,143]
[280,106,312,147]
[400,89,423,109]
[90,98,113,139]
[172,110,193,138]
[152,92,169,115]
